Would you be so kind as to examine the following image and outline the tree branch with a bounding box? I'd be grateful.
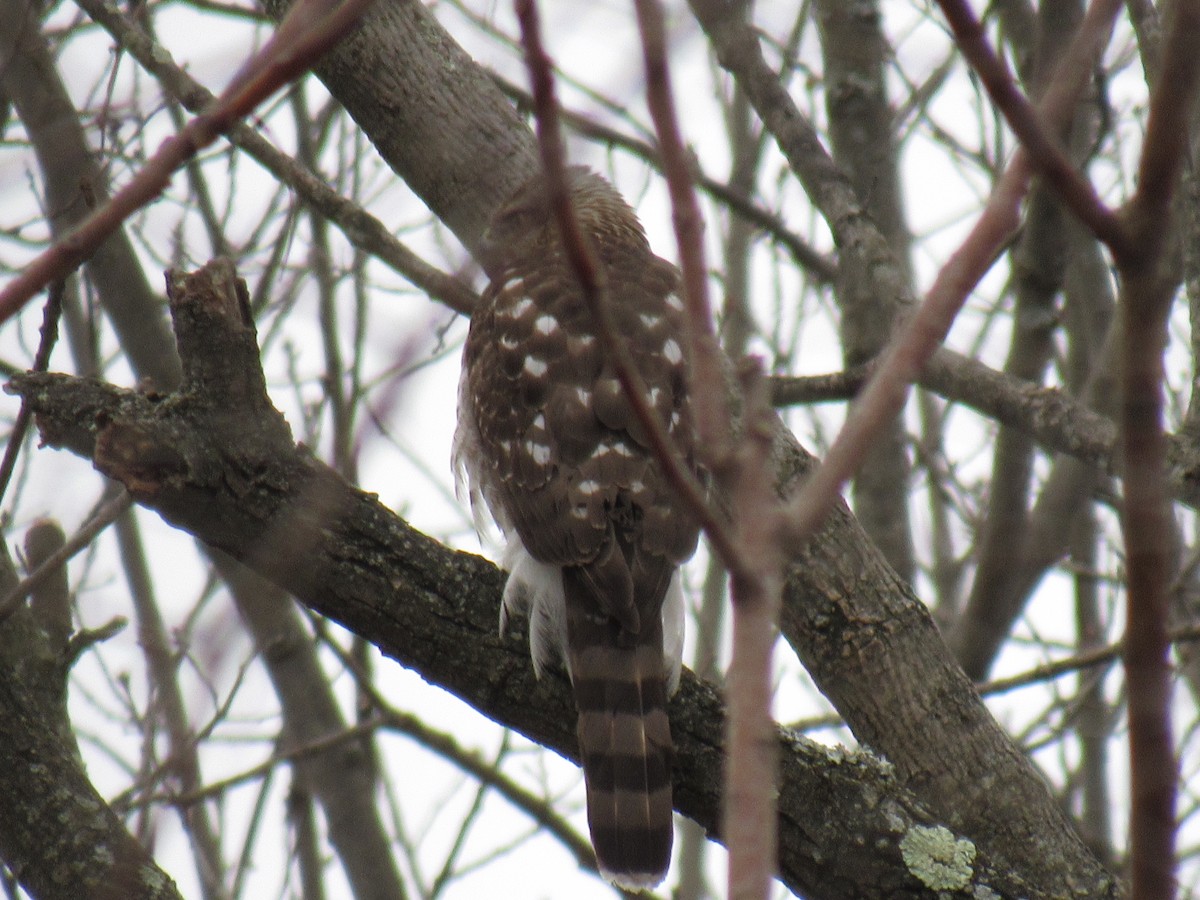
[7,259,1051,899]
[0,535,182,899]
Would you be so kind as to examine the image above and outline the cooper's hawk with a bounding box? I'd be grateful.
[454,167,699,888]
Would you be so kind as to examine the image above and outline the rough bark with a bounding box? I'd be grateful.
[0,540,182,900]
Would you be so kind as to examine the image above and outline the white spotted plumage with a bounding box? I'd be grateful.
[455,167,700,889]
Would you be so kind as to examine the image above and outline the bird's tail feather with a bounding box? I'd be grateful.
[565,567,673,888]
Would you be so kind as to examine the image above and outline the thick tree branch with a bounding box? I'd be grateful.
[814,0,916,582]
[0,537,182,900]
[8,260,1050,899]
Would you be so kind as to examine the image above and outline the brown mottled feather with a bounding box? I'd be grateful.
[455,168,699,887]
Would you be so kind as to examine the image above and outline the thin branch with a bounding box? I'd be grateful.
[0,488,132,626]
[781,150,1031,544]
[115,507,228,900]
[976,622,1200,697]
[769,366,870,406]
[632,0,730,467]
[779,0,1122,549]
[634,3,782,897]
[0,0,378,324]
[151,718,380,807]
[0,282,63,508]
[74,0,478,316]
[327,631,608,881]
[489,73,837,284]
[935,0,1129,255]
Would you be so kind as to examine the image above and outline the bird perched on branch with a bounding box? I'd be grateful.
[454,166,700,888]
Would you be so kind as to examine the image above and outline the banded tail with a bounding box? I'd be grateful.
[564,564,674,889]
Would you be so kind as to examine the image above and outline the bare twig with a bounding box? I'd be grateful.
[935,0,1128,255]
[0,488,132,626]
[975,622,1200,697]
[634,2,782,896]
[779,0,1122,549]
[781,150,1032,542]
[115,506,228,899]
[0,282,63,508]
[0,0,377,324]
[73,0,478,316]
[632,0,729,466]
[319,635,608,881]
[489,73,837,284]
[518,5,786,895]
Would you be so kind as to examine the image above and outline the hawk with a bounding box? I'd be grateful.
[453,167,700,888]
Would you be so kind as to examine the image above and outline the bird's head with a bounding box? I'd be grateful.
[479,167,648,277]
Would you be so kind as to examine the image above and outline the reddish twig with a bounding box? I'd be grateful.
[935,0,1129,256]
[634,2,783,897]
[943,0,1192,893]
[0,0,377,325]
[518,12,784,893]
[1118,233,1177,900]
[720,382,783,900]
[75,0,478,317]
[631,0,730,462]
